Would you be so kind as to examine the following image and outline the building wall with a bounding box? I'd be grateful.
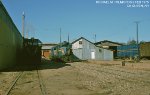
[72,48,83,59]
[103,49,113,60]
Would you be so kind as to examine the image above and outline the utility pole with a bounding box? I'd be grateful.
[134,21,140,60]
[26,28,29,39]
[60,28,62,43]
[94,34,96,43]
[135,21,139,44]
[68,32,70,43]
[22,12,25,38]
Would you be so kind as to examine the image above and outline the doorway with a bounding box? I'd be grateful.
[91,51,95,59]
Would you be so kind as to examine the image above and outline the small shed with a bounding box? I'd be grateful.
[71,37,113,60]
[41,43,57,59]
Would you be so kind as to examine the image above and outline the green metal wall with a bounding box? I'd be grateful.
[0,2,23,70]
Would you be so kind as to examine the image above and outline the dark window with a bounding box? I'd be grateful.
[79,41,82,44]
[99,49,102,52]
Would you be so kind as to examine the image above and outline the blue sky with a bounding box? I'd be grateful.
[2,0,150,43]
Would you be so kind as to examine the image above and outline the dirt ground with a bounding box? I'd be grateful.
[0,60,150,95]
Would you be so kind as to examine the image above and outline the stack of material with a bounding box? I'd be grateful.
[140,42,150,58]
[117,44,139,58]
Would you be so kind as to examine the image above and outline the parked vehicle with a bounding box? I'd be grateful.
[22,38,42,64]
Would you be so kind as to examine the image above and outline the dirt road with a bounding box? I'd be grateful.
[40,60,150,95]
[0,60,150,95]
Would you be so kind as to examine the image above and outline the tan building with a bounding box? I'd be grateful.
[95,40,123,58]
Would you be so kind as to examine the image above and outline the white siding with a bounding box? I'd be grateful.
[72,49,83,59]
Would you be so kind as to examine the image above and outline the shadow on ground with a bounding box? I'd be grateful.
[0,58,71,72]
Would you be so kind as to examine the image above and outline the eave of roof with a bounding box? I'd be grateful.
[71,37,94,45]
[95,40,123,46]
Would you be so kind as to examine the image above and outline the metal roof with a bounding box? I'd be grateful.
[95,40,123,46]
[42,46,54,50]
[42,43,57,46]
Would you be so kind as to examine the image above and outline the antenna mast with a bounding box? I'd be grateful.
[68,32,70,43]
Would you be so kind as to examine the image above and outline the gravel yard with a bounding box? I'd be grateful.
[0,60,150,95]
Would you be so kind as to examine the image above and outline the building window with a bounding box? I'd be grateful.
[79,41,82,44]
[99,49,102,52]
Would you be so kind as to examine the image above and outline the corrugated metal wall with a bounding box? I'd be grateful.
[103,49,113,60]
[72,48,83,59]
[0,2,23,69]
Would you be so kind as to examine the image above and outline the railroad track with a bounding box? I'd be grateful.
[36,66,47,95]
[75,63,150,84]
[96,68,150,84]
[4,72,23,95]
[93,65,150,78]
[4,66,47,95]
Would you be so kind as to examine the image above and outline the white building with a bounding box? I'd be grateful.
[71,37,113,60]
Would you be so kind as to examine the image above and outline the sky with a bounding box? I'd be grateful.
[1,0,150,43]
